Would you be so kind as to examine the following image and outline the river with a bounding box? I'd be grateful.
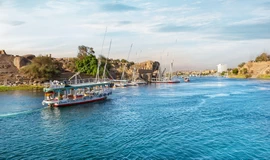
[0,77,269,159]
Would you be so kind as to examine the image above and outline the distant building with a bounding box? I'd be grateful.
[217,64,227,73]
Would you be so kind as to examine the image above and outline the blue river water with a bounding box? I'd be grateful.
[0,77,270,159]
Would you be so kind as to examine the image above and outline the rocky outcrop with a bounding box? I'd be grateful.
[13,56,31,69]
[0,50,7,55]
[108,60,160,81]
[0,54,18,74]
[22,54,36,60]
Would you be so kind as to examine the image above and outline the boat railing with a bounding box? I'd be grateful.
[47,78,112,88]
[67,78,112,85]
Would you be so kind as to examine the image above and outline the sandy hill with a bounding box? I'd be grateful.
[238,61,270,78]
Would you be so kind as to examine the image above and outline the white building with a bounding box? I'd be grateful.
[217,64,227,73]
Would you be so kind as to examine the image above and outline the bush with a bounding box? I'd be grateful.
[238,62,245,68]
[255,53,269,62]
[242,68,248,74]
[20,56,62,80]
[232,68,239,75]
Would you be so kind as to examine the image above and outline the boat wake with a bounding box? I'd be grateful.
[205,93,230,98]
[0,108,44,118]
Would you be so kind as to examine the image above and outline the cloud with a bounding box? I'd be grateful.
[118,21,132,25]
[100,3,140,12]
[153,24,197,33]
[209,22,270,40]
[5,20,25,26]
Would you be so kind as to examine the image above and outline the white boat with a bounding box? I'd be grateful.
[42,79,112,107]
[113,79,128,87]
[151,60,180,83]
[126,68,147,86]
[114,44,133,87]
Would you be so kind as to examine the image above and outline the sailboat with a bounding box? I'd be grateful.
[152,60,180,83]
[113,44,133,87]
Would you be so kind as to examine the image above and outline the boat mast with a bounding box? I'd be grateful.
[169,60,174,80]
[121,43,133,80]
[159,55,162,81]
[96,59,101,82]
[100,27,107,57]
[102,39,112,81]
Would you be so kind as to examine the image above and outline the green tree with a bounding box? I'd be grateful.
[232,68,239,75]
[221,71,226,76]
[77,45,95,59]
[76,54,98,76]
[20,56,62,80]
[121,59,128,63]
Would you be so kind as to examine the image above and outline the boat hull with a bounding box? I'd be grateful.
[54,96,107,107]
[152,80,180,83]
[43,96,108,107]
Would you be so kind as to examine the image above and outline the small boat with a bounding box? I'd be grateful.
[134,79,147,85]
[126,81,138,86]
[184,77,190,82]
[42,79,112,107]
[112,80,128,87]
[152,77,180,83]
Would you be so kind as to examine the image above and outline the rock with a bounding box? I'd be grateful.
[13,56,31,69]
[23,54,36,60]
[0,50,7,55]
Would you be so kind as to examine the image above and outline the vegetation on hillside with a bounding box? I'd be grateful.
[20,56,62,80]
[230,52,270,79]
[16,45,146,82]
[255,53,270,62]
[75,46,114,77]
[76,54,98,76]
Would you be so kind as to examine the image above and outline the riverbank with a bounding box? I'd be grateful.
[0,85,44,92]
[228,74,247,79]
[257,74,270,79]
[229,74,270,80]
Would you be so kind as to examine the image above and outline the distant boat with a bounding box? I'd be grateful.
[184,77,190,82]
[151,60,180,83]
[126,68,147,86]
[115,44,133,87]
[113,79,128,87]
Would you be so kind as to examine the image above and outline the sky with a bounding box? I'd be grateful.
[0,0,270,70]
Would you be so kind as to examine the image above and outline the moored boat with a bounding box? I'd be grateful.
[151,60,180,83]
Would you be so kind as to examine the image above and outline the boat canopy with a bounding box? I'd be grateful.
[43,82,111,92]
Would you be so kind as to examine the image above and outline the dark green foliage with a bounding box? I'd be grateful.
[121,59,128,63]
[20,56,62,80]
[129,61,135,66]
[76,54,97,76]
[238,62,245,68]
[255,53,269,62]
[75,54,112,77]
[232,68,239,75]
[221,71,226,76]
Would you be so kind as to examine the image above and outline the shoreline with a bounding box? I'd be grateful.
[0,85,44,92]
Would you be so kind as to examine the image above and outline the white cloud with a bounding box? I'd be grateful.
[0,0,269,70]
